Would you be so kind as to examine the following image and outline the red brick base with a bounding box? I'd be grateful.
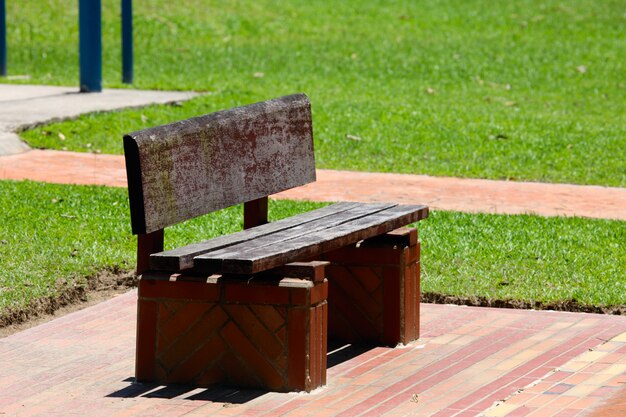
[136,273,328,392]
[135,228,420,391]
[321,227,420,346]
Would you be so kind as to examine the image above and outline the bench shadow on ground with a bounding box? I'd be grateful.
[106,340,376,403]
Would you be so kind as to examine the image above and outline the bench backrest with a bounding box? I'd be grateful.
[124,94,315,236]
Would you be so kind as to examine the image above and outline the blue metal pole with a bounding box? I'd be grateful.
[1,0,6,76]
[121,0,133,84]
[79,0,102,92]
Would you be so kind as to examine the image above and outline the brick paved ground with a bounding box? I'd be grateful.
[0,291,624,416]
[1,85,625,416]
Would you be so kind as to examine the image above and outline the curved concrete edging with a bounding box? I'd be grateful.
[0,84,199,156]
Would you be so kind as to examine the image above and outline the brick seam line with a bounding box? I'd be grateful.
[0,149,625,220]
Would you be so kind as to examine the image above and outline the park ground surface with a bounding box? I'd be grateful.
[0,84,625,417]
[1,0,625,414]
[2,0,625,322]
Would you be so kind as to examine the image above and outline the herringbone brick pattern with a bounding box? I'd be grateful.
[136,276,328,392]
[153,301,290,388]
[327,263,385,342]
[323,229,420,346]
[1,84,625,415]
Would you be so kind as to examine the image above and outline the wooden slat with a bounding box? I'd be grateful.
[194,203,396,271]
[226,261,329,282]
[194,204,429,274]
[124,94,315,235]
[268,261,329,282]
[150,202,362,271]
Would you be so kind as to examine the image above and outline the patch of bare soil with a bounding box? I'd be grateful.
[0,269,137,337]
[421,292,626,315]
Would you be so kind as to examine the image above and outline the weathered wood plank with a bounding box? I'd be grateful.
[150,202,362,271]
[197,203,395,261]
[194,204,429,274]
[269,261,329,282]
[227,261,329,282]
[124,94,315,235]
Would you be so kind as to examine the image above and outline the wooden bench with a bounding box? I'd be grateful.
[124,94,428,392]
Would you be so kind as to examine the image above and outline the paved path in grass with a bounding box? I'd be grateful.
[1,149,625,221]
[0,84,625,417]
[1,83,625,221]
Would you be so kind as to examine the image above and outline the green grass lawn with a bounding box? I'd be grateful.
[6,0,626,186]
[1,1,625,322]
[1,180,624,325]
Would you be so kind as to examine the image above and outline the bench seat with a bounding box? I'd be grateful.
[151,202,428,274]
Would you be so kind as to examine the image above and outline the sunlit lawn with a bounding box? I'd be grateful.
[6,0,625,186]
[1,0,625,322]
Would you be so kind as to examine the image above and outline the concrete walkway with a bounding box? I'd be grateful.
[0,84,625,417]
[0,84,197,155]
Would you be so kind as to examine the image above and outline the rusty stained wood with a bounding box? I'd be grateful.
[150,202,362,271]
[194,204,429,275]
[124,94,315,235]
[224,261,329,282]
[269,261,329,282]
[194,203,396,268]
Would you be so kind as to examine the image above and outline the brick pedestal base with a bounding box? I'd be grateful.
[134,228,420,392]
[321,227,420,346]
[136,273,327,392]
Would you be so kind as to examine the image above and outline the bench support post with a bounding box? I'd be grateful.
[136,229,164,275]
[243,197,268,229]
